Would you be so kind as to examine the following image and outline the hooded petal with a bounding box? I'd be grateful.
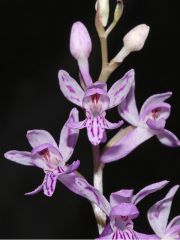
[58,172,111,215]
[108,69,135,109]
[146,118,166,130]
[101,127,153,163]
[58,70,84,107]
[4,150,34,166]
[59,108,80,162]
[156,129,180,147]
[110,189,134,208]
[147,185,179,238]
[82,82,110,113]
[110,203,139,219]
[118,75,139,126]
[132,180,169,205]
[141,102,171,124]
[139,92,172,120]
[26,129,58,149]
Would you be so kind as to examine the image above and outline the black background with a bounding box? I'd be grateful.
[0,0,179,239]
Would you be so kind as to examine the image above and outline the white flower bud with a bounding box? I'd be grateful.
[113,24,150,63]
[123,24,150,52]
[95,0,109,27]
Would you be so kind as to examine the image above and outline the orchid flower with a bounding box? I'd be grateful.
[148,185,180,240]
[58,69,135,145]
[101,77,180,163]
[4,108,111,214]
[98,181,168,239]
[4,108,80,197]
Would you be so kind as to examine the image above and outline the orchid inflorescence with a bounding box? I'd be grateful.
[4,0,180,239]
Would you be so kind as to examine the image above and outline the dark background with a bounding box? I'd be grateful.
[0,0,179,238]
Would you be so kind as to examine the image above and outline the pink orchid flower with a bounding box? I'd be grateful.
[58,69,135,145]
[98,181,168,239]
[4,109,80,197]
[101,77,180,163]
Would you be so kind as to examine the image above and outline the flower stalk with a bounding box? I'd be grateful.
[92,144,106,234]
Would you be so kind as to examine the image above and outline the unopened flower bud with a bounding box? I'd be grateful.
[95,0,109,27]
[114,0,123,23]
[70,22,93,87]
[113,24,150,63]
[123,24,150,52]
[70,21,92,61]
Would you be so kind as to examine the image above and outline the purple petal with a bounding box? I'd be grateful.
[43,173,58,197]
[59,108,79,162]
[64,160,80,174]
[139,92,172,120]
[110,189,133,208]
[86,116,105,146]
[58,70,84,107]
[59,172,111,215]
[147,185,179,237]
[166,216,180,237]
[101,127,153,163]
[118,75,139,126]
[157,129,180,147]
[25,184,43,196]
[108,69,135,109]
[104,119,124,130]
[4,150,34,166]
[26,129,58,149]
[132,180,169,205]
[110,203,139,219]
